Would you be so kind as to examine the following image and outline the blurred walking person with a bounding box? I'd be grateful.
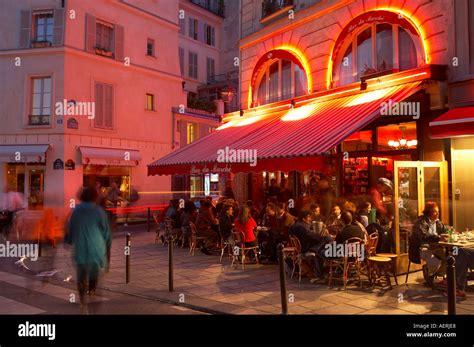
[1,186,26,241]
[65,187,111,312]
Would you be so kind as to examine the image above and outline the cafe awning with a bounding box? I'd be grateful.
[79,146,141,166]
[148,81,423,175]
[429,106,474,139]
[0,144,50,163]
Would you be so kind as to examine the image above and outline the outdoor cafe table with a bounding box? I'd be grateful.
[439,240,474,257]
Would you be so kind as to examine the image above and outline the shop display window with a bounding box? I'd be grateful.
[377,122,417,151]
[343,157,368,195]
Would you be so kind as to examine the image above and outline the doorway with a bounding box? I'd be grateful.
[393,161,448,273]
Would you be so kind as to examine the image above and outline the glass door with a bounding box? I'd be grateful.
[393,161,448,273]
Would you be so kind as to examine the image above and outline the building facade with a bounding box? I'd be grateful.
[0,0,185,214]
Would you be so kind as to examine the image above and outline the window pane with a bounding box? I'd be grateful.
[339,44,353,86]
[43,78,51,93]
[376,24,393,71]
[268,61,279,103]
[398,27,417,71]
[33,79,42,93]
[357,27,373,79]
[42,107,50,116]
[42,92,51,108]
[295,64,307,97]
[281,60,292,100]
[257,79,266,106]
[32,94,41,110]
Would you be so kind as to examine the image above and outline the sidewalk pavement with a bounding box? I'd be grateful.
[14,225,474,315]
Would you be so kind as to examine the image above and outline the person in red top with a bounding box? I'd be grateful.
[234,205,257,247]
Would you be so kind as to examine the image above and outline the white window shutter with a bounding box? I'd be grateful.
[114,24,124,61]
[19,10,31,48]
[94,83,104,127]
[53,8,65,46]
[85,13,96,52]
[104,84,114,128]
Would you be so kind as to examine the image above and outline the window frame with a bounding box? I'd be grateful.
[206,57,215,83]
[332,22,424,87]
[95,20,114,52]
[146,93,155,111]
[31,10,54,43]
[253,58,304,106]
[188,17,198,40]
[146,38,155,57]
[29,76,52,126]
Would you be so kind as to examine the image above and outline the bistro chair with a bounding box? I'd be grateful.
[153,213,165,245]
[328,237,364,290]
[360,232,378,283]
[218,227,233,263]
[287,235,316,283]
[231,229,259,270]
[164,217,183,246]
[188,222,207,256]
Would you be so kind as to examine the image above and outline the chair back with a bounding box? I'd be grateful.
[344,237,364,260]
[164,217,175,231]
[289,235,302,254]
[231,229,245,244]
[189,221,198,235]
[152,213,160,225]
[366,233,378,257]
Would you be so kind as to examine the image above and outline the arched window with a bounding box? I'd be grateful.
[252,53,308,107]
[332,12,425,88]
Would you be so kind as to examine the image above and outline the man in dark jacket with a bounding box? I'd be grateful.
[218,204,234,241]
[290,211,332,280]
[335,212,366,245]
[411,201,447,286]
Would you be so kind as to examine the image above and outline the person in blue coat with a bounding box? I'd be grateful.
[66,186,111,307]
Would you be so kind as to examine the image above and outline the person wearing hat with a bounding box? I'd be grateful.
[369,177,392,218]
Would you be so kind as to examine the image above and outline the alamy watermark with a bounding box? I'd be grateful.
[216,146,257,167]
[18,321,55,340]
[380,100,420,119]
[55,99,95,119]
[324,241,365,261]
[0,241,39,261]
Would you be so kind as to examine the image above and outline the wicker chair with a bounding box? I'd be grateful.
[231,229,259,269]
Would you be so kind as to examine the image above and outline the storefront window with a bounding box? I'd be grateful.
[398,27,417,71]
[377,122,417,151]
[339,44,353,86]
[343,157,369,196]
[83,165,131,200]
[341,130,372,152]
[357,27,373,80]
[6,164,44,209]
[376,24,393,71]
[190,175,202,198]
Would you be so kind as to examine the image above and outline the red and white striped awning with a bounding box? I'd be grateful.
[148,81,423,175]
[429,106,474,139]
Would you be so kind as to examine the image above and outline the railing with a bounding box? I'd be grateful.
[261,0,294,20]
[191,0,225,17]
[28,115,50,126]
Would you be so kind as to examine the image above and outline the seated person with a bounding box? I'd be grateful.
[358,202,372,228]
[234,205,257,247]
[276,202,295,243]
[289,211,332,281]
[310,204,325,223]
[335,212,366,245]
[218,204,234,243]
[411,201,447,287]
[258,202,278,261]
[195,200,219,255]
[326,205,344,237]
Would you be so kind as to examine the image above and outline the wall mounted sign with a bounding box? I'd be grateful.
[67,118,78,129]
[65,159,75,170]
[53,159,64,170]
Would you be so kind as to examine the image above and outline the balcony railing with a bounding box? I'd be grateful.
[261,0,294,20]
[191,0,225,17]
[28,115,50,126]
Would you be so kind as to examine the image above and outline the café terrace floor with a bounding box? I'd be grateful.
[5,225,474,315]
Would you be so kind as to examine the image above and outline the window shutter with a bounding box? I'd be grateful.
[53,8,65,46]
[94,83,104,128]
[85,13,96,52]
[114,24,124,61]
[180,120,187,146]
[179,47,184,76]
[104,84,114,128]
[188,17,193,38]
[19,10,31,48]
[199,22,206,43]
